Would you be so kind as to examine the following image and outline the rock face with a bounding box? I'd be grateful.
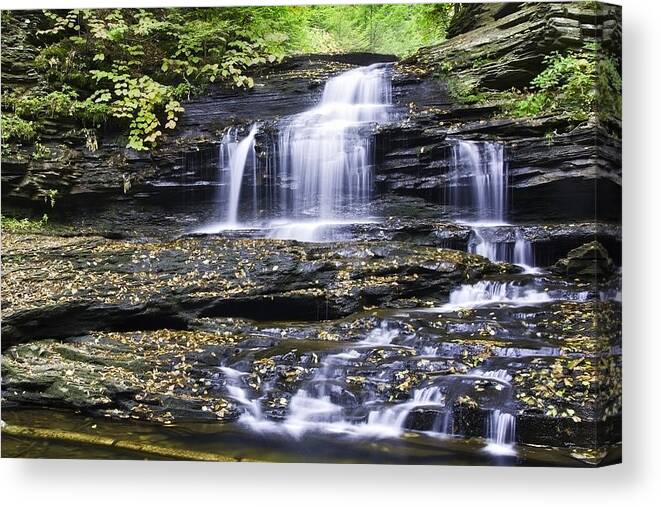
[2,3,621,228]
[405,1,621,91]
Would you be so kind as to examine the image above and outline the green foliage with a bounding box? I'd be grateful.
[26,8,283,150]
[3,5,453,153]
[595,55,622,119]
[1,214,50,233]
[286,4,451,57]
[507,44,621,121]
[445,77,488,105]
[4,88,79,119]
[32,142,51,160]
[41,189,58,208]
[1,114,37,142]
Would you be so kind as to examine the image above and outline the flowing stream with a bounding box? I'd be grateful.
[194,65,604,457]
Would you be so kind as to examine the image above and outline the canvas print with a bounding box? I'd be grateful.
[1,2,621,466]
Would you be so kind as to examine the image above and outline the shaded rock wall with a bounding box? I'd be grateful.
[2,3,621,227]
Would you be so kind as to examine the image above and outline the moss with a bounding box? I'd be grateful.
[1,214,51,233]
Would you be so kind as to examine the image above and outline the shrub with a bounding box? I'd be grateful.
[507,44,621,121]
[1,114,37,142]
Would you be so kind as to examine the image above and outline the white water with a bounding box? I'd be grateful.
[224,323,445,440]
[468,227,505,262]
[450,141,507,223]
[450,140,540,272]
[195,125,258,232]
[513,230,533,266]
[366,385,451,435]
[267,218,376,242]
[198,65,392,240]
[438,281,552,312]
[218,321,522,451]
[273,63,392,240]
[485,410,517,456]
[222,125,258,225]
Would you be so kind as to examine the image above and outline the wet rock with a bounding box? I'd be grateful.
[551,241,616,279]
[1,232,507,348]
[2,291,621,449]
[372,116,621,222]
[2,330,244,424]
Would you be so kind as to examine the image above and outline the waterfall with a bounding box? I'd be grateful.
[272,63,392,239]
[513,230,534,267]
[219,125,258,225]
[468,228,505,261]
[485,410,517,456]
[467,227,537,270]
[450,141,507,224]
[449,140,540,271]
[198,64,392,239]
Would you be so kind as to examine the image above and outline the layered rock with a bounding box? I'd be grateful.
[1,232,509,348]
[404,1,621,91]
[3,3,622,229]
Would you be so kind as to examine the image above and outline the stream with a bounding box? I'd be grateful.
[2,62,621,466]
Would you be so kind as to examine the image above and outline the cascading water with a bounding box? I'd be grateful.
[467,227,536,269]
[437,281,552,312]
[450,140,538,270]
[216,321,520,452]
[450,141,507,224]
[486,410,517,455]
[197,125,258,231]
[224,125,258,225]
[366,385,452,435]
[513,230,535,270]
[269,63,392,240]
[198,64,392,239]
[187,63,597,462]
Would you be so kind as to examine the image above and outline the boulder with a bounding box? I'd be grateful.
[551,240,616,278]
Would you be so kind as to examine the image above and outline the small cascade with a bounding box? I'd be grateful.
[485,410,517,455]
[468,228,506,262]
[449,140,542,271]
[224,125,258,225]
[214,320,526,451]
[361,321,399,345]
[449,141,507,224]
[513,230,534,268]
[438,281,552,312]
[198,124,258,230]
[219,366,262,419]
[366,385,450,435]
[467,227,537,270]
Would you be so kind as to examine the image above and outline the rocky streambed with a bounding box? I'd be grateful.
[2,230,621,465]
